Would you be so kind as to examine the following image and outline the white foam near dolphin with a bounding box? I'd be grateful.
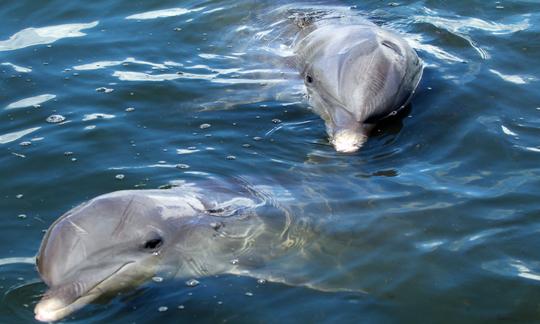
[291,12,423,152]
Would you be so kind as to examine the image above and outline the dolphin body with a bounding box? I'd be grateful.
[33,181,319,322]
[289,11,423,152]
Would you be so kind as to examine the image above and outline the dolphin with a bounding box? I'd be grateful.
[291,13,423,152]
[33,181,310,322]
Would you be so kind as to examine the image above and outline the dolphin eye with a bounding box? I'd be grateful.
[305,74,313,84]
[143,238,163,250]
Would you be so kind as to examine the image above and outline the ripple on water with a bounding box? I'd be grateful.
[448,228,509,252]
[2,281,43,322]
[482,259,540,282]
[1,1,540,323]
[0,259,42,322]
[410,8,530,59]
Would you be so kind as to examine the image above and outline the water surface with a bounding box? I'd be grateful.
[1,0,540,323]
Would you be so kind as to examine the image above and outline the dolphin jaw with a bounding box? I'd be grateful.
[331,129,367,153]
[35,297,68,322]
[35,291,98,322]
[35,261,141,322]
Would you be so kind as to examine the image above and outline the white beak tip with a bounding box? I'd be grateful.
[332,130,366,153]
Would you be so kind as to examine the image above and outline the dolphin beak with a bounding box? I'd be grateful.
[34,261,135,322]
[331,129,367,153]
[34,291,99,322]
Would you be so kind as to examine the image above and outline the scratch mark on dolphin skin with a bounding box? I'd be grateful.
[68,220,88,235]
[112,196,136,237]
[71,235,87,261]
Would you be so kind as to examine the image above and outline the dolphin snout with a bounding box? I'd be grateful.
[34,280,96,322]
[331,129,367,153]
[35,261,139,322]
[35,297,72,322]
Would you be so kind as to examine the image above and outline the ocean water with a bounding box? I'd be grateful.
[1,0,540,323]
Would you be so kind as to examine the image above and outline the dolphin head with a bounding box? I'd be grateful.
[34,191,200,322]
[296,24,422,152]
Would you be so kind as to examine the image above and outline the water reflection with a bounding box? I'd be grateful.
[73,57,178,71]
[0,63,31,73]
[483,259,540,282]
[490,69,536,84]
[126,7,205,20]
[1,0,540,322]
[5,94,56,110]
[0,21,98,51]
[411,7,530,59]
[0,127,40,145]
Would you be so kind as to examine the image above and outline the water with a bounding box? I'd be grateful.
[1,0,540,323]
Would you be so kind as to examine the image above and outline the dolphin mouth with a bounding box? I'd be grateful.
[331,129,367,153]
[34,261,135,322]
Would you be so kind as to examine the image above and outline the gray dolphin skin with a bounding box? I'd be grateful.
[293,15,423,152]
[34,182,293,322]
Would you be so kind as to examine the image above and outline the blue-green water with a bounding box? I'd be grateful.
[1,0,540,323]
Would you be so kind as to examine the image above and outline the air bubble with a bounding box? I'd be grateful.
[96,87,113,93]
[185,279,200,287]
[46,115,65,123]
